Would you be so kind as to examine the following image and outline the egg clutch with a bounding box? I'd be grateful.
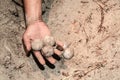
[31,36,74,60]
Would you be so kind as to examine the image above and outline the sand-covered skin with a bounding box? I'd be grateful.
[0,0,120,80]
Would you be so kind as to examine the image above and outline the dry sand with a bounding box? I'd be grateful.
[0,0,120,80]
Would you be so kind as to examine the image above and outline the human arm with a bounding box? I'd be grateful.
[23,0,42,25]
[23,0,56,65]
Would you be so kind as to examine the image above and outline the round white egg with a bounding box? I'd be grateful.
[63,48,74,59]
[31,39,43,50]
[43,36,55,46]
[42,45,54,57]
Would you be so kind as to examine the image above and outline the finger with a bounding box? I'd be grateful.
[56,41,64,51]
[56,41,64,46]
[34,51,45,65]
[42,56,55,69]
[54,49,62,56]
[31,52,45,70]
[46,57,56,64]
[52,49,62,61]
[56,41,71,50]
[23,36,31,54]
[41,49,56,64]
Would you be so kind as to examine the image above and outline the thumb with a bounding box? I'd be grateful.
[23,36,31,56]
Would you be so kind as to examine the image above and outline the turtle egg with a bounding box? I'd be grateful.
[63,48,74,60]
[42,45,54,57]
[43,36,56,46]
[31,39,43,50]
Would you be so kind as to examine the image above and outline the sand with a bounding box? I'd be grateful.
[0,0,120,80]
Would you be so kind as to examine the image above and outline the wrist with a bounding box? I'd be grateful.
[25,15,43,26]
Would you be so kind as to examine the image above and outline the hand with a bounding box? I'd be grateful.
[23,21,63,65]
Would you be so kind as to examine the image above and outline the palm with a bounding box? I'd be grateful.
[24,21,51,40]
